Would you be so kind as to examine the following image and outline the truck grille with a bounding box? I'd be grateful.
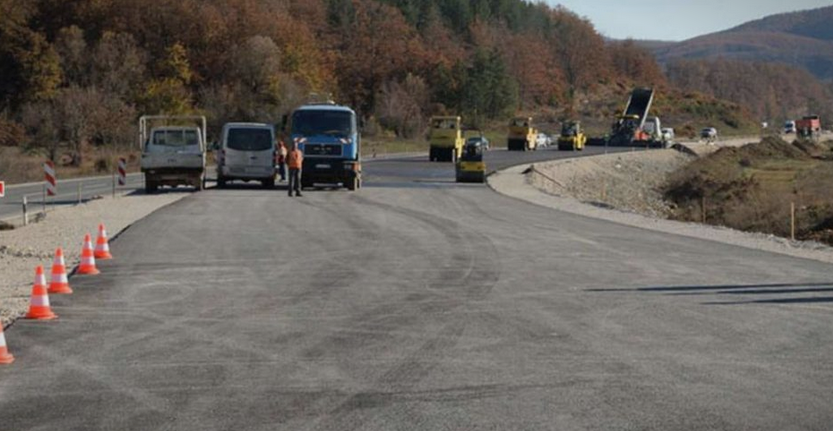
[305,144,342,156]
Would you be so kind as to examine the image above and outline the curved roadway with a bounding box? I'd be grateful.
[1,147,832,430]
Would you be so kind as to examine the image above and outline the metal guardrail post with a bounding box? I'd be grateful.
[42,184,46,214]
[22,196,28,226]
[77,182,82,204]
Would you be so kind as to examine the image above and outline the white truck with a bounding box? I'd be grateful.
[139,115,206,193]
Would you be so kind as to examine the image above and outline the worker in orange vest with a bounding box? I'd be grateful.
[287,142,303,197]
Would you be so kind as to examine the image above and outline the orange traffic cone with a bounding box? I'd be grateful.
[48,247,72,294]
[77,234,100,275]
[26,266,57,320]
[94,223,112,260]
[0,322,14,365]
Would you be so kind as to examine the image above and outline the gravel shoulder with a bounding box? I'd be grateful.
[0,191,190,327]
[488,142,833,265]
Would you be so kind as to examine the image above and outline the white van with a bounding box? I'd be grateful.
[217,123,276,188]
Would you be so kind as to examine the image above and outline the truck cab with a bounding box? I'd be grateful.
[288,103,361,190]
[429,116,464,162]
[139,115,206,193]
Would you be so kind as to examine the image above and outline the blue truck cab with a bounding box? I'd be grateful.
[288,103,362,191]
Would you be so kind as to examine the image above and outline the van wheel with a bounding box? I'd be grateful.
[263,178,275,189]
[217,177,226,188]
[145,182,158,194]
[347,178,358,191]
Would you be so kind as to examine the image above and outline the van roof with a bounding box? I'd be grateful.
[295,105,355,114]
[223,122,273,128]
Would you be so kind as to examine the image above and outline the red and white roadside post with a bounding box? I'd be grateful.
[44,161,56,212]
[0,180,5,198]
[118,158,127,186]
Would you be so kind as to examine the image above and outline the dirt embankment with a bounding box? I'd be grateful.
[529,136,833,246]
[664,136,833,244]
[529,149,695,218]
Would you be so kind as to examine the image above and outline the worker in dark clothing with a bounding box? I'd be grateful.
[287,142,303,197]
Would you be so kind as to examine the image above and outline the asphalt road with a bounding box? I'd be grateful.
[0,173,144,222]
[2,146,832,430]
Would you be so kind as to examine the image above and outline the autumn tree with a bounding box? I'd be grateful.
[376,74,430,138]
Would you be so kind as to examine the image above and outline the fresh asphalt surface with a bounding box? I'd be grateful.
[2,146,833,430]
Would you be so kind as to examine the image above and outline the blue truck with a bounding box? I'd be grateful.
[286,102,362,191]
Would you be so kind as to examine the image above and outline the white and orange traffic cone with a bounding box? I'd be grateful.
[26,266,57,320]
[94,223,112,260]
[0,322,14,365]
[77,234,100,275]
[48,247,72,294]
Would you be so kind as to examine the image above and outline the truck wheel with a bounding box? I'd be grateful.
[217,178,226,188]
[263,178,275,189]
[145,181,158,194]
[347,177,358,191]
[195,176,205,191]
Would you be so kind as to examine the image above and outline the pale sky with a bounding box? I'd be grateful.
[550,0,833,41]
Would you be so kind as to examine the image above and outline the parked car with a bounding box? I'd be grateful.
[784,120,796,134]
[700,127,718,142]
[466,136,490,151]
[535,133,551,148]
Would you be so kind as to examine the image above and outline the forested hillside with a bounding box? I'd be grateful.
[655,6,833,80]
[667,58,833,123]
[0,0,751,165]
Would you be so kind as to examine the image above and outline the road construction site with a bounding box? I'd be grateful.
[1,142,833,430]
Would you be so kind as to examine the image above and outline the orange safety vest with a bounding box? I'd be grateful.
[287,149,303,169]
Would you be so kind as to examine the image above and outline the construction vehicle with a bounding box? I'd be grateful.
[557,121,586,151]
[608,88,656,147]
[796,115,821,140]
[285,100,362,190]
[429,116,464,162]
[507,117,538,151]
[455,139,486,183]
[139,115,206,193]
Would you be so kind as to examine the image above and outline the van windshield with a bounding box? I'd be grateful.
[227,128,273,151]
[152,130,199,147]
[292,111,353,138]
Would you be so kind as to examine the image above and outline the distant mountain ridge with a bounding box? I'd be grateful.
[653,6,833,79]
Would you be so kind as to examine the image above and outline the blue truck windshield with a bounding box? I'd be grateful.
[292,111,353,138]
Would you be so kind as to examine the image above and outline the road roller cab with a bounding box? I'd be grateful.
[455,140,486,183]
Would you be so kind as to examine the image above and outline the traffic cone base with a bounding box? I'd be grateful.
[78,234,100,275]
[26,266,58,320]
[49,247,73,294]
[94,224,113,260]
[0,326,14,365]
